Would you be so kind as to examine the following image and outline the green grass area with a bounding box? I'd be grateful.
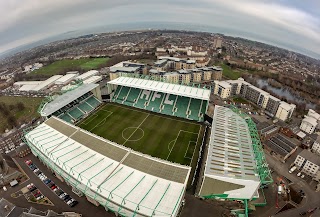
[219,63,243,80]
[78,103,202,165]
[232,97,248,104]
[32,58,109,76]
[0,96,43,132]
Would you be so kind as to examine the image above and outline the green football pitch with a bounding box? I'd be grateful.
[78,103,203,166]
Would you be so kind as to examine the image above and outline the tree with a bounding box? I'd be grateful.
[16,102,25,111]
[7,115,17,128]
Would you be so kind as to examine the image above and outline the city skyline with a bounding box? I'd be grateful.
[0,0,319,59]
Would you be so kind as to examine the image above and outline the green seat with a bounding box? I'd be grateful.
[68,107,84,120]
[188,98,202,121]
[175,96,190,119]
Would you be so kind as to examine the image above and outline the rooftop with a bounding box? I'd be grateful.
[205,106,259,181]
[25,117,190,217]
[108,76,211,101]
[299,149,320,166]
[40,83,99,117]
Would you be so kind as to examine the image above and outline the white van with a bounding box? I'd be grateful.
[289,166,297,174]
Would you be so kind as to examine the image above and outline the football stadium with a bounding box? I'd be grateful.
[24,76,210,217]
[23,75,272,217]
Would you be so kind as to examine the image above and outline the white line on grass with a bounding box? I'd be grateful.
[89,111,113,132]
[189,125,202,166]
[81,114,98,126]
[184,141,197,160]
[166,130,182,160]
[122,113,150,145]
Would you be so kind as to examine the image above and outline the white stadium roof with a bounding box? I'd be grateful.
[25,117,190,217]
[40,83,99,117]
[108,76,210,101]
[199,106,260,200]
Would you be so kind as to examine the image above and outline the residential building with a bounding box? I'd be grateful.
[294,150,320,180]
[216,78,296,121]
[212,81,231,99]
[312,139,320,155]
[275,102,296,122]
[300,109,320,134]
[213,37,223,48]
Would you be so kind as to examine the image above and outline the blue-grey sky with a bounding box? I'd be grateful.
[0,0,319,58]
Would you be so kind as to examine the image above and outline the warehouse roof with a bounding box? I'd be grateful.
[40,83,98,117]
[108,76,210,101]
[25,117,190,217]
[33,75,63,91]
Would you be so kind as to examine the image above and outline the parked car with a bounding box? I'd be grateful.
[29,164,37,170]
[25,160,32,165]
[36,195,44,200]
[63,195,71,202]
[55,189,64,196]
[59,193,68,200]
[35,171,42,176]
[44,179,51,185]
[51,185,58,190]
[69,200,78,207]
[33,168,39,173]
[301,174,305,179]
[297,172,302,177]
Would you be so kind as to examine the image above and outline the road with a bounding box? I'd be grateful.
[264,153,320,217]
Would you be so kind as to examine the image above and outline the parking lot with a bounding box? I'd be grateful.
[1,154,114,217]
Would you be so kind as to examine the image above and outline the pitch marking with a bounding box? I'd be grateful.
[81,114,98,126]
[123,113,150,145]
[122,127,145,142]
[184,141,197,160]
[89,111,113,131]
[190,125,202,166]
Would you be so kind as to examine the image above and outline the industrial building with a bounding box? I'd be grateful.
[265,134,297,162]
[213,78,296,121]
[24,117,190,217]
[77,70,99,81]
[198,106,271,201]
[14,75,63,92]
[83,75,102,84]
[54,73,79,85]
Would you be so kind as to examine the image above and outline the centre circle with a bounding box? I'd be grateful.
[122,127,144,142]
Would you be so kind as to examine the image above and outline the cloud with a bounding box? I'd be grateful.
[0,0,319,58]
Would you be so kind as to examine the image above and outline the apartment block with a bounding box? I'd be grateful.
[294,150,320,180]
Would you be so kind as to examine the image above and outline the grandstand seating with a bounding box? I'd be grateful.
[86,96,101,108]
[161,95,177,116]
[188,98,202,120]
[59,113,74,123]
[174,96,190,119]
[112,85,208,122]
[68,107,84,121]
[78,101,94,113]
[146,92,165,112]
[124,88,141,106]
[115,86,130,102]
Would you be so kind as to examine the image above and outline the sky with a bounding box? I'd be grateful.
[0,0,319,59]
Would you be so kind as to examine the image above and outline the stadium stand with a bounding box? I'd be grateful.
[109,77,211,122]
[24,116,190,217]
[39,83,102,124]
